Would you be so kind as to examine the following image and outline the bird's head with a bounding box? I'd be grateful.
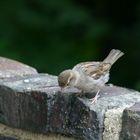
[58,69,76,90]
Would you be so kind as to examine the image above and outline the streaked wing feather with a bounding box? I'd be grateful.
[73,61,100,71]
[73,61,111,80]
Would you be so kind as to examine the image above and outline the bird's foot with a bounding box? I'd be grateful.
[89,90,100,104]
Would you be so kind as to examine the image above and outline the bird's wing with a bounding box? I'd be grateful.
[73,61,111,80]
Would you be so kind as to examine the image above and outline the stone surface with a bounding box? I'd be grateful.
[0,73,140,140]
[120,102,140,140]
[0,123,74,140]
[0,57,37,78]
[0,57,139,140]
[0,74,58,132]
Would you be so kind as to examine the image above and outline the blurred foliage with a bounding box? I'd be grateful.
[0,0,140,90]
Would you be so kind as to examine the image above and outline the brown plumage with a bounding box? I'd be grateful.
[58,49,124,104]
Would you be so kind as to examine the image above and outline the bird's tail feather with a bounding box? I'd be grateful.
[103,49,124,65]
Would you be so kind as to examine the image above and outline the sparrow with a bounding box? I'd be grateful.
[58,49,124,104]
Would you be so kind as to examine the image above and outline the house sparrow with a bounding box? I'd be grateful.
[58,49,124,104]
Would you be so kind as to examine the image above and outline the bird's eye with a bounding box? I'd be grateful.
[66,80,70,86]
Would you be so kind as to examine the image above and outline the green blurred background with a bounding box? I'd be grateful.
[0,0,139,90]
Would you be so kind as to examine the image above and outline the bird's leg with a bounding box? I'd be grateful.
[75,90,85,97]
[89,90,100,104]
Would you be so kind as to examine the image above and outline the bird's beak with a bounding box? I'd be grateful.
[60,87,65,92]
